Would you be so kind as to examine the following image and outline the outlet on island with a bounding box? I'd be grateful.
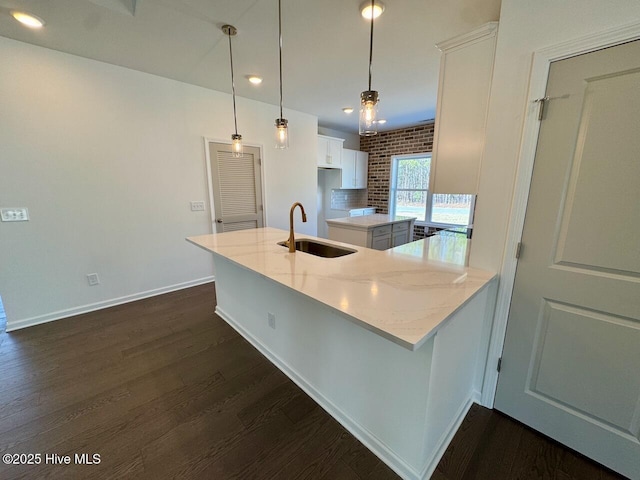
[268,312,276,329]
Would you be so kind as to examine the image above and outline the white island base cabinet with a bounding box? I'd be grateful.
[212,255,495,480]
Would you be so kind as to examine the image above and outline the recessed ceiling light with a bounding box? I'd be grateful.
[247,75,263,85]
[11,11,45,28]
[376,119,387,124]
[360,1,385,20]
[342,107,354,114]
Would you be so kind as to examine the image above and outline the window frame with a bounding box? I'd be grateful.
[389,153,475,228]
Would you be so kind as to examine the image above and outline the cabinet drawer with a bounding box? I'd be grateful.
[392,221,409,232]
[372,225,392,236]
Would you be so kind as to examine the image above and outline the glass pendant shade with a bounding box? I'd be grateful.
[360,0,379,136]
[275,118,289,149]
[359,90,379,136]
[231,133,243,157]
[274,0,289,149]
[223,24,243,158]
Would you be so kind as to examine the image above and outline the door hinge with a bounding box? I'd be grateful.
[515,242,522,259]
[497,357,502,372]
[257,157,262,165]
[534,96,549,121]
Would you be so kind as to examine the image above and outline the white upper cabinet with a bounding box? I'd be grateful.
[431,22,498,194]
[341,149,369,189]
[317,135,344,168]
[355,151,368,189]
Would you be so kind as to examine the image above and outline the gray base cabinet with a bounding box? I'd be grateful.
[327,216,415,250]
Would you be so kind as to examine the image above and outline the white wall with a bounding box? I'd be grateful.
[317,126,360,150]
[0,36,318,329]
[470,0,640,272]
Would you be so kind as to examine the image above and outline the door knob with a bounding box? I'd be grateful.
[216,219,223,223]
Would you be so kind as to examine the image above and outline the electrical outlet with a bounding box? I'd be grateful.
[87,273,100,286]
[1,208,29,222]
[190,201,205,212]
[268,312,276,329]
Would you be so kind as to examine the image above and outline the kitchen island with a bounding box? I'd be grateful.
[327,213,416,249]
[187,228,496,480]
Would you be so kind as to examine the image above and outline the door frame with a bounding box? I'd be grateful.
[202,136,267,233]
[482,20,640,407]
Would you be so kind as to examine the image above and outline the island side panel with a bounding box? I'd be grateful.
[213,255,434,479]
[419,284,493,478]
[327,225,369,247]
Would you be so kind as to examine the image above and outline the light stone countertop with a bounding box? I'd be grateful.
[187,227,495,350]
[326,213,416,230]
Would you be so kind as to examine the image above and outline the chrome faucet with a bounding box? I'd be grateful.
[288,202,307,252]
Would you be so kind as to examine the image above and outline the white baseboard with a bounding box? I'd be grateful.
[419,393,479,479]
[6,276,215,332]
[217,305,473,480]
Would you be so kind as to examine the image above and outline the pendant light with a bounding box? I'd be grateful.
[274,0,289,149]
[359,0,379,136]
[222,24,243,157]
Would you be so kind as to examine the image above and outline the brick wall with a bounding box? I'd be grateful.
[360,122,435,214]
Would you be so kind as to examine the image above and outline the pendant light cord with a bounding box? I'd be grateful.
[278,0,284,119]
[227,30,239,136]
[368,0,374,91]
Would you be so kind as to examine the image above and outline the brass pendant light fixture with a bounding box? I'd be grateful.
[359,0,380,136]
[222,24,243,157]
[274,0,289,149]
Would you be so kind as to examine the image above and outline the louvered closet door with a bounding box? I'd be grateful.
[208,143,264,233]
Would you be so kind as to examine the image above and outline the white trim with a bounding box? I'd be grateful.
[5,276,215,332]
[419,394,479,480]
[217,305,470,480]
[389,152,433,222]
[482,20,640,407]
[436,22,499,52]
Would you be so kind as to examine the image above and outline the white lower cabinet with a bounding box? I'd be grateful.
[392,221,410,247]
[371,225,392,251]
[348,207,375,217]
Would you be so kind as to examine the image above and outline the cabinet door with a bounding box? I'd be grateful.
[328,138,343,167]
[317,136,329,167]
[355,151,369,188]
[372,234,391,250]
[392,231,409,247]
[317,135,344,167]
[341,149,357,188]
[432,23,497,194]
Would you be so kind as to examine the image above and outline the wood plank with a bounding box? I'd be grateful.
[0,283,625,480]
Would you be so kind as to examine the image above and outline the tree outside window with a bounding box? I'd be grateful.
[389,154,475,226]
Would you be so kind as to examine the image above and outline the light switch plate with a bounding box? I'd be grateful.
[1,208,29,222]
[190,201,205,212]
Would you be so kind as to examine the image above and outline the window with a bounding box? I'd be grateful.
[389,153,475,226]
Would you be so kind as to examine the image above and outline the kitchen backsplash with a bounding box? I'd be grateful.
[330,188,368,210]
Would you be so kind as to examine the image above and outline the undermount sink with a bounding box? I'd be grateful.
[277,239,357,258]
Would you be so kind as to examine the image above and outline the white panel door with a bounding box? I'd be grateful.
[495,40,640,479]
[207,142,264,233]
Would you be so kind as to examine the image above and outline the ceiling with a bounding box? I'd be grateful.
[0,0,501,133]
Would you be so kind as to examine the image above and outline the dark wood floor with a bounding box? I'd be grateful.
[0,284,626,480]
